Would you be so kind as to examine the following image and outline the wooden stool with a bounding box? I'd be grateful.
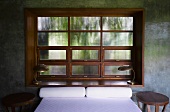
[2,92,35,112]
[136,91,169,112]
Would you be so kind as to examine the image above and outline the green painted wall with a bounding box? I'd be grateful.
[0,0,170,111]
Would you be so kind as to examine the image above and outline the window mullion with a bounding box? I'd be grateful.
[68,16,71,78]
[100,16,103,78]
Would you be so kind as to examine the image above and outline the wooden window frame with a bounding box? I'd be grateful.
[25,8,144,87]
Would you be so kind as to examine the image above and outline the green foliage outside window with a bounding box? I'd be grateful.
[38,17,133,75]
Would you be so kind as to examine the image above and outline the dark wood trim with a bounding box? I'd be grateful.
[25,9,37,86]
[25,8,144,87]
[26,8,144,17]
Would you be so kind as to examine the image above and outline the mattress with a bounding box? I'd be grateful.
[35,97,141,112]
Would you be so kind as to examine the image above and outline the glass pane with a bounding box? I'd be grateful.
[38,32,68,46]
[105,50,131,60]
[72,65,98,76]
[104,66,130,75]
[40,50,66,60]
[70,17,100,30]
[40,65,66,75]
[102,17,133,30]
[38,17,68,30]
[70,32,100,46]
[103,32,133,46]
[72,50,98,60]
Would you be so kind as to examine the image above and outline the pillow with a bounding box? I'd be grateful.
[86,87,132,98]
[39,87,85,98]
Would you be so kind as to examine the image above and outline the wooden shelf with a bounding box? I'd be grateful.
[30,80,143,87]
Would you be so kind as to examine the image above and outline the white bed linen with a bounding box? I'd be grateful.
[35,97,141,112]
[86,87,132,98]
[39,87,85,98]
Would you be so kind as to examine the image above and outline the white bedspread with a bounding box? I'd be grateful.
[35,97,141,112]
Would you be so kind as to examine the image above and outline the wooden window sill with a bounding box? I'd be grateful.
[30,80,143,87]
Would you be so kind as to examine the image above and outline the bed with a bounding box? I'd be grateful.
[35,87,141,112]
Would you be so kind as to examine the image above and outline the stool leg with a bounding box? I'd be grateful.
[142,104,147,112]
[20,106,22,112]
[155,105,159,112]
[4,106,9,112]
[162,104,167,112]
[11,107,15,112]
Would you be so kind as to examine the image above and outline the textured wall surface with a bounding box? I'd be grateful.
[0,0,170,111]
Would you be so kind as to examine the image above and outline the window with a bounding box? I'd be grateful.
[25,8,144,87]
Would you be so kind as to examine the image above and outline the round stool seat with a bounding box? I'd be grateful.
[136,91,169,112]
[2,92,35,112]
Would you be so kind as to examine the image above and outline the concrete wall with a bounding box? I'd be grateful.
[0,0,170,111]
